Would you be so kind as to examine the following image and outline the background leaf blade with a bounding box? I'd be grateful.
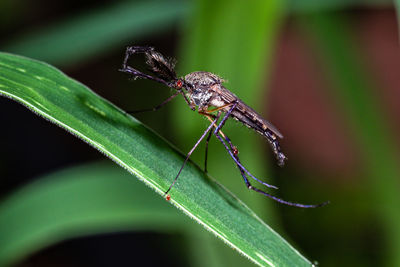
[2,1,190,66]
[0,162,189,266]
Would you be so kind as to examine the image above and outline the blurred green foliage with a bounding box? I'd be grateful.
[0,162,190,266]
[302,13,400,266]
[1,0,399,266]
[2,1,189,66]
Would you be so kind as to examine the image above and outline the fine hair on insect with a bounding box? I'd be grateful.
[120,45,329,208]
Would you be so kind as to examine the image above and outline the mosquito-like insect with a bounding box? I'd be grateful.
[120,46,328,208]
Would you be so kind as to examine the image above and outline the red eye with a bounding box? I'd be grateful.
[176,80,183,88]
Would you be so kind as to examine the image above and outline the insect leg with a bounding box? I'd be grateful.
[182,93,196,111]
[209,103,278,189]
[213,132,328,208]
[200,113,237,173]
[214,130,278,189]
[201,110,267,187]
[202,112,237,173]
[122,46,154,69]
[213,112,329,206]
[127,91,180,114]
[206,102,236,113]
[223,135,277,189]
[165,113,221,195]
[200,108,237,171]
[204,129,213,173]
[213,101,238,134]
[199,105,237,152]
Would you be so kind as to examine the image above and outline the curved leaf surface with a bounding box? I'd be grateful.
[0,52,312,267]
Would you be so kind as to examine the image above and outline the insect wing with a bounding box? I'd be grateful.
[217,86,284,139]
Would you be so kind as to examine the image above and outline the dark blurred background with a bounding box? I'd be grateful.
[1,0,400,266]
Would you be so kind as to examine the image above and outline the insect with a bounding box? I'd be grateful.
[120,46,328,208]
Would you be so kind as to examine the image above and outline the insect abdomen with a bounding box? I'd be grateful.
[229,101,281,138]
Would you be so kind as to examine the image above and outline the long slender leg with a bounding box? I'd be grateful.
[182,93,195,111]
[223,134,267,186]
[208,101,287,167]
[214,130,278,189]
[202,103,276,188]
[165,113,221,195]
[213,132,328,208]
[203,123,239,174]
[200,112,236,151]
[211,104,328,207]
[204,129,213,173]
[213,101,237,134]
[199,109,238,172]
[206,102,235,113]
[209,103,277,189]
[201,112,230,173]
[127,91,180,114]
[201,111,238,173]
[122,46,154,68]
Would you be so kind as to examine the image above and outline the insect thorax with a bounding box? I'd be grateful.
[184,71,224,87]
[184,71,224,109]
[189,88,213,108]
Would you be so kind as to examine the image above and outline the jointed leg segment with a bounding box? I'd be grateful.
[208,102,327,207]
[199,108,237,173]
[165,113,222,195]
[211,102,278,189]
[127,91,180,114]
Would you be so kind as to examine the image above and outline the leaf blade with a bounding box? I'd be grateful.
[2,1,190,66]
[0,162,188,266]
[0,52,312,267]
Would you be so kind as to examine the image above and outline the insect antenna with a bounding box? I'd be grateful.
[144,49,177,82]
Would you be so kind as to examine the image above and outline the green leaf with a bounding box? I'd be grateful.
[0,162,187,266]
[0,52,313,266]
[0,161,232,267]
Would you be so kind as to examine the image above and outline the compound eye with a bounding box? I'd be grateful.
[176,79,183,89]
